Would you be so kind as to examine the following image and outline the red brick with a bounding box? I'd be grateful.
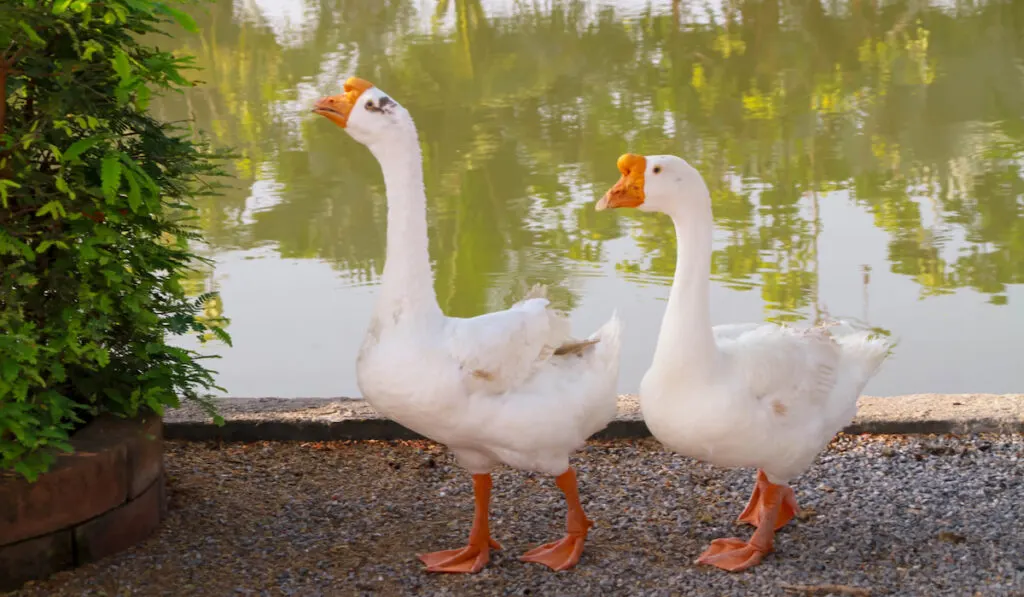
[130,415,164,498]
[0,530,73,592]
[73,475,164,564]
[158,473,168,518]
[75,413,164,499]
[0,439,128,545]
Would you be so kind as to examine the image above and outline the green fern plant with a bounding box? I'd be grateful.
[0,0,228,481]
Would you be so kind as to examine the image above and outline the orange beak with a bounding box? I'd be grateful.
[312,77,374,128]
[595,154,646,211]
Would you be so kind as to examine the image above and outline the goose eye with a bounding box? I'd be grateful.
[653,166,662,174]
[365,100,374,109]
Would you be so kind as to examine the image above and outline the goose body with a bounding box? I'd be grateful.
[597,153,893,571]
[314,77,621,573]
[357,286,621,476]
[641,320,889,483]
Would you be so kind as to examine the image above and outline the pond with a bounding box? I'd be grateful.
[156,0,1024,398]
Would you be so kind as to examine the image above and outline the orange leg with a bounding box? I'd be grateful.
[520,468,593,571]
[418,474,502,573]
[697,477,787,572]
[737,470,799,530]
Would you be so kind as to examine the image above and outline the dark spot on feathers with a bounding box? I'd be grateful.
[366,95,396,114]
[554,338,600,356]
[365,317,382,342]
[471,369,495,381]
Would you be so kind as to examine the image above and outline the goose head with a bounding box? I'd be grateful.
[595,153,710,217]
[312,77,415,147]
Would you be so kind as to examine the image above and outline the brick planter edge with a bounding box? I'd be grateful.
[0,413,165,592]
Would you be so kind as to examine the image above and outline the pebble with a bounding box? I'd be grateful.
[10,435,1024,596]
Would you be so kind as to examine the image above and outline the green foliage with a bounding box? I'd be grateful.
[0,0,228,481]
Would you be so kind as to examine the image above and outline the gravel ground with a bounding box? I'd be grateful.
[10,435,1024,597]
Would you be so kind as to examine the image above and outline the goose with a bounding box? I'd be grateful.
[596,153,893,572]
[312,77,623,573]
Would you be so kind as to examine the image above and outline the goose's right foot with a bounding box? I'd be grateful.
[418,474,502,573]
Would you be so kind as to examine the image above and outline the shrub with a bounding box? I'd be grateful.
[0,0,227,481]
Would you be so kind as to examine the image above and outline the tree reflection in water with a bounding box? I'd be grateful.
[151,0,1023,387]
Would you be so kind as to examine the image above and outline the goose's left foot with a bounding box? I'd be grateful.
[737,470,798,530]
[696,537,769,572]
[520,533,588,572]
[520,468,593,571]
[698,477,784,572]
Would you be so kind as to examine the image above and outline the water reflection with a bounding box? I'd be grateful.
[158,0,1024,396]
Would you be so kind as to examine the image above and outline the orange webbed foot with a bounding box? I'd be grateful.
[419,474,500,574]
[696,537,769,572]
[418,537,502,573]
[520,468,593,572]
[701,474,789,572]
[520,532,588,571]
[736,470,799,530]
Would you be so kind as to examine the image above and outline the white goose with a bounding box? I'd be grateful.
[313,78,623,573]
[596,153,893,572]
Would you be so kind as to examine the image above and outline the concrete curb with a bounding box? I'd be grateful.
[164,394,1024,442]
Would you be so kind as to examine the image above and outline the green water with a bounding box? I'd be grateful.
[157,0,1024,397]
